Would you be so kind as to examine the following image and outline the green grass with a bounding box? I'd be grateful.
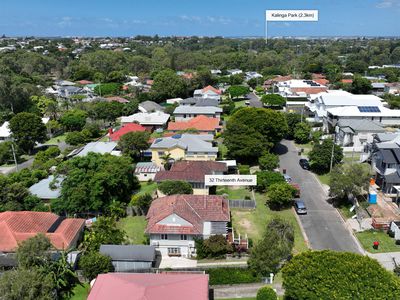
[216,298,256,300]
[69,283,90,300]
[117,216,148,245]
[316,173,330,186]
[231,192,309,255]
[336,202,356,219]
[136,182,158,196]
[294,142,313,155]
[233,100,247,108]
[45,133,67,145]
[218,144,228,160]
[342,154,361,164]
[356,230,400,253]
[216,186,252,199]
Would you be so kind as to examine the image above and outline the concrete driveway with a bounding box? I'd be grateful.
[277,140,363,253]
[159,256,197,269]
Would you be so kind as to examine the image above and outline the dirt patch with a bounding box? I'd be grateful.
[233,211,253,232]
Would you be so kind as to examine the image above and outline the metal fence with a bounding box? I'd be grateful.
[229,199,256,209]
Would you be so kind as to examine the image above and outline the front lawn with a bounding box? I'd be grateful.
[316,173,330,186]
[356,230,400,253]
[117,216,148,245]
[231,193,309,254]
[69,283,90,300]
[217,186,252,199]
[294,142,313,155]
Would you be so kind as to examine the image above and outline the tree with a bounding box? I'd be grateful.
[196,235,233,259]
[82,216,125,252]
[94,83,121,96]
[65,131,87,146]
[16,233,52,268]
[227,85,250,99]
[248,218,294,276]
[0,141,18,165]
[282,250,400,300]
[158,180,193,195]
[293,122,311,144]
[255,171,285,193]
[351,75,372,94]
[0,268,55,300]
[384,94,400,109]
[31,95,58,118]
[308,139,343,173]
[152,69,187,100]
[258,152,279,171]
[52,153,139,214]
[285,113,302,139]
[118,131,150,160]
[329,163,371,201]
[256,286,277,300]
[261,94,286,107]
[60,109,87,131]
[224,108,288,162]
[107,70,126,83]
[130,193,153,215]
[9,112,47,154]
[90,101,124,122]
[123,99,139,115]
[266,183,296,210]
[79,251,114,281]
[33,146,61,170]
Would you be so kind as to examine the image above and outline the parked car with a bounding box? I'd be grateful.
[299,159,310,170]
[283,174,292,183]
[294,200,307,215]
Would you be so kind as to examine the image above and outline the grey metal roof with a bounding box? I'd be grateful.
[99,245,156,262]
[28,175,64,199]
[173,106,222,115]
[139,101,164,112]
[384,171,400,184]
[380,149,399,164]
[150,134,217,153]
[68,141,118,157]
[337,119,385,133]
[135,162,161,174]
[180,98,220,107]
[375,133,400,143]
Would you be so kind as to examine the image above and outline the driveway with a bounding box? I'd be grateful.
[246,92,263,108]
[277,140,363,253]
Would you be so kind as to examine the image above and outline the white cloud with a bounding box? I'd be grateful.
[376,0,400,8]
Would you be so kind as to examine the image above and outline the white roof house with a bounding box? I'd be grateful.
[120,112,170,126]
[150,134,217,153]
[0,122,11,141]
[68,141,120,157]
[173,106,222,121]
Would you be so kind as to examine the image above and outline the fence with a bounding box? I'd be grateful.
[229,199,256,209]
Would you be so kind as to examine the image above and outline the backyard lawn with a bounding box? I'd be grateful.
[69,283,90,300]
[117,216,148,245]
[356,230,400,253]
[135,182,158,196]
[231,192,309,254]
[217,186,252,199]
[45,133,67,145]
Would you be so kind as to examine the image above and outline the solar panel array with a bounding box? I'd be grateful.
[303,80,321,87]
[358,106,381,113]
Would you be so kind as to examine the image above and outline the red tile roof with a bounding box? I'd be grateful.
[202,85,221,95]
[154,160,227,183]
[0,211,85,252]
[168,115,221,132]
[109,123,147,141]
[88,273,209,300]
[313,79,329,86]
[106,96,129,103]
[341,79,353,84]
[77,80,93,85]
[291,87,328,95]
[146,195,230,235]
[272,75,293,82]
[311,73,326,80]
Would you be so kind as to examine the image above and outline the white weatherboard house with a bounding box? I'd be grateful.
[146,195,230,257]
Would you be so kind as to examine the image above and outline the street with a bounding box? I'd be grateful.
[246,92,263,108]
[277,140,362,253]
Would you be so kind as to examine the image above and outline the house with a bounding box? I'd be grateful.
[109,123,147,141]
[385,83,400,95]
[0,121,11,142]
[150,134,218,167]
[120,112,170,130]
[193,85,222,101]
[166,97,183,105]
[154,160,227,195]
[245,71,263,81]
[28,175,64,201]
[180,97,220,107]
[0,211,85,252]
[106,96,129,104]
[67,141,120,157]
[134,162,162,181]
[390,221,400,240]
[335,119,385,151]
[227,69,243,76]
[173,106,222,121]
[76,80,93,85]
[211,69,222,75]
[138,101,165,113]
[371,82,386,96]
[146,195,230,257]
[167,115,221,135]
[276,79,328,100]
[88,273,209,300]
[99,245,156,272]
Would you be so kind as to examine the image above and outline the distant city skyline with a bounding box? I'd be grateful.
[0,0,399,37]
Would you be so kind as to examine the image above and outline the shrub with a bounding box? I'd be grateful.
[197,235,233,259]
[65,131,86,146]
[258,152,279,171]
[256,286,277,300]
[396,240,400,245]
[78,251,114,281]
[206,267,261,285]
[158,180,193,195]
[239,164,250,175]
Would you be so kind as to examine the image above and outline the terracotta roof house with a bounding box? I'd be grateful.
[193,85,222,101]
[76,80,93,85]
[88,273,209,300]
[146,195,230,257]
[0,211,85,252]
[109,123,147,141]
[341,79,353,84]
[167,115,222,135]
[106,96,129,104]
[154,160,227,195]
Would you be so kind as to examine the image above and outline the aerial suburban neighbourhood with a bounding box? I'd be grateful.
[0,1,400,300]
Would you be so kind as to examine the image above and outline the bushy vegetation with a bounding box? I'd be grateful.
[206,267,261,285]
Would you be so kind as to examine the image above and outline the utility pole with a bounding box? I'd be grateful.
[11,142,18,171]
[330,140,335,173]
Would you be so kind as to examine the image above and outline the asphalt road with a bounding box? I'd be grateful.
[246,92,263,108]
[277,140,362,253]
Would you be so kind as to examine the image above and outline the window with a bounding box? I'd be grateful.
[168,248,181,255]
[158,151,164,156]
[180,234,187,240]
[161,234,168,240]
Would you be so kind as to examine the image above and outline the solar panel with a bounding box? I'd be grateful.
[358,106,381,113]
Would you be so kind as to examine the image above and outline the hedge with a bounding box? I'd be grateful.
[206,267,261,285]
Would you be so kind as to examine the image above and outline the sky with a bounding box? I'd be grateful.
[0,0,399,37]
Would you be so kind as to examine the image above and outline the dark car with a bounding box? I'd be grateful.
[299,159,310,170]
[294,200,307,215]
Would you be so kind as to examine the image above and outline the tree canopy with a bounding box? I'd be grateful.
[151,69,187,101]
[308,139,343,173]
[227,85,249,99]
[158,180,193,195]
[261,94,286,107]
[118,131,150,160]
[282,250,400,299]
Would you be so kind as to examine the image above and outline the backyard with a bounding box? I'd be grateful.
[231,192,309,254]
[135,181,158,196]
[217,186,252,199]
[356,230,400,253]
[69,283,90,300]
[117,216,148,245]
